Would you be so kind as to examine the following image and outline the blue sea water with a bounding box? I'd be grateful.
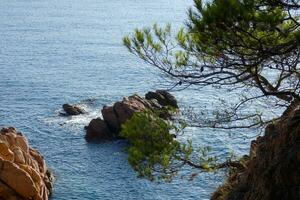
[0,1,257,199]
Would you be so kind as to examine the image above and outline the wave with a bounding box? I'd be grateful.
[42,102,102,133]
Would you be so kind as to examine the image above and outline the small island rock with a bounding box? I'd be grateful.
[85,90,178,142]
[62,104,85,115]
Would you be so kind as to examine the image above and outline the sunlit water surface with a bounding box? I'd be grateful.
[0,1,256,199]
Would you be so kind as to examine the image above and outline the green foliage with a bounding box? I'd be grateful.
[121,110,180,180]
[188,0,298,60]
[123,23,171,55]
[121,110,224,180]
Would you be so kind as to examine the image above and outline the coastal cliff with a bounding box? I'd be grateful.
[0,127,53,200]
[212,106,300,200]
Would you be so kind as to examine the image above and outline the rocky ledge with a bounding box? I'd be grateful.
[85,90,178,142]
[0,127,53,200]
[212,105,300,200]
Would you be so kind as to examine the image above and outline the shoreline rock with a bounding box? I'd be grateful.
[0,127,53,200]
[85,90,178,142]
[212,106,300,200]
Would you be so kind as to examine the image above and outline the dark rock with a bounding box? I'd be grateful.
[62,104,85,115]
[148,99,163,109]
[212,106,300,200]
[145,91,165,104]
[145,90,178,108]
[157,90,178,108]
[85,118,113,142]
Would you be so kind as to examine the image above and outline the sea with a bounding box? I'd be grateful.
[0,1,256,199]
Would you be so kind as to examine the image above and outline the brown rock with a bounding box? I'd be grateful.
[15,135,29,153]
[0,141,14,162]
[114,97,145,125]
[212,106,300,200]
[85,92,179,142]
[0,127,53,200]
[101,106,120,132]
[85,118,113,141]
[12,147,26,164]
[0,159,38,199]
[30,149,47,175]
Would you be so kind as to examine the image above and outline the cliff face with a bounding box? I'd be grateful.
[212,106,300,200]
[0,127,53,200]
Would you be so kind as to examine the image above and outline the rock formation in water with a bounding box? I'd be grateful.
[0,127,53,200]
[212,105,300,200]
[62,104,85,116]
[145,90,178,108]
[85,90,178,142]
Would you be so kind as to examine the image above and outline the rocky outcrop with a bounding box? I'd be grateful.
[212,106,300,200]
[85,90,178,142]
[145,90,178,108]
[0,127,53,200]
[62,104,85,116]
[84,118,113,141]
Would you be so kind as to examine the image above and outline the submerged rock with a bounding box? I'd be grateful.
[62,104,85,115]
[0,127,53,200]
[85,90,178,142]
[212,106,300,200]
